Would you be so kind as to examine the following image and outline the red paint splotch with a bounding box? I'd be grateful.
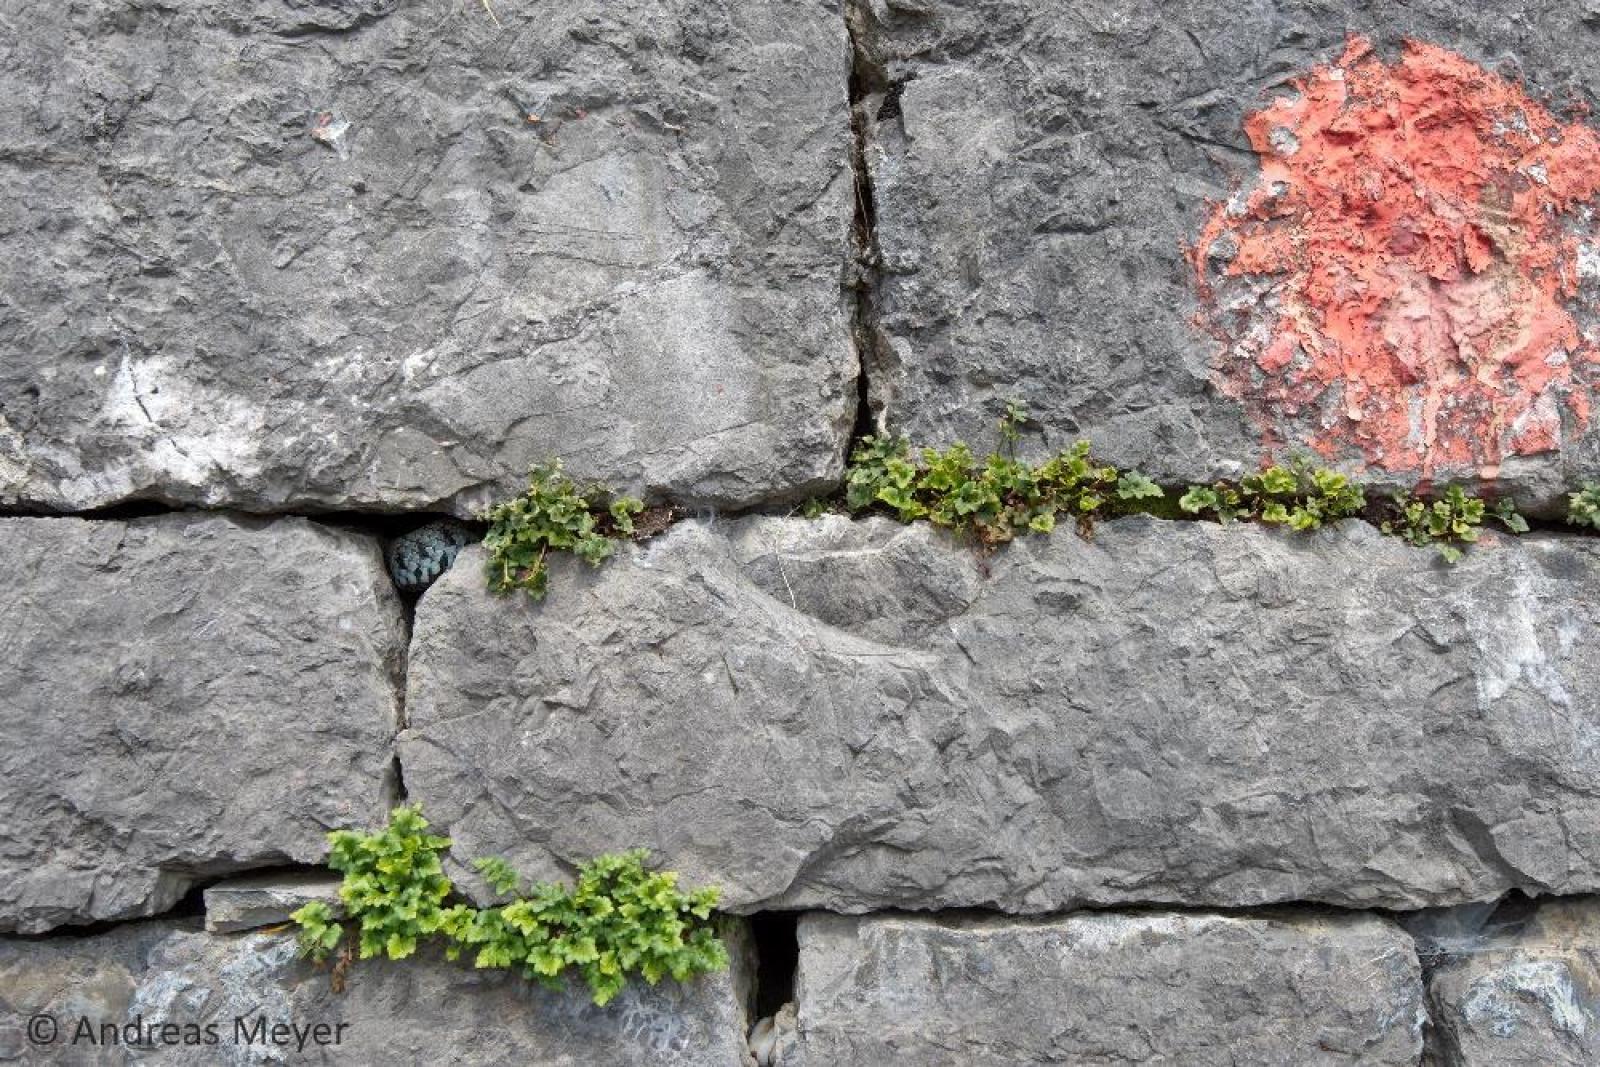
[1193,36,1600,479]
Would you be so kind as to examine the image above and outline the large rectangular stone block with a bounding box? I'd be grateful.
[854,1,1600,509]
[0,0,855,513]
[0,921,752,1065]
[785,911,1423,1065]
[402,515,1600,913]
[0,516,404,933]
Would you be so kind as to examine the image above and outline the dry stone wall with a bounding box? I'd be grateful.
[4,1,1600,1064]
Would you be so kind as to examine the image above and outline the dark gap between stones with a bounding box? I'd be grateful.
[3,862,329,942]
[845,1,885,451]
[749,912,800,1020]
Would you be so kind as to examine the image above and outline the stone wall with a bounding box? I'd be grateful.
[4,1,1600,1064]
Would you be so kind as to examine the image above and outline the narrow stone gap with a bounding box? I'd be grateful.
[388,752,411,806]
[0,498,178,521]
[0,500,478,538]
[748,912,801,1021]
[2,495,1596,567]
[770,886,1588,929]
[2,862,330,942]
[845,0,886,449]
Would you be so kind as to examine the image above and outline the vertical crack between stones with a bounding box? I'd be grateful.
[745,911,800,1065]
[749,911,800,1020]
[845,0,885,449]
[387,585,415,809]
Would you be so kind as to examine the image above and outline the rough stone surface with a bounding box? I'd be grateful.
[202,872,345,935]
[0,920,753,1065]
[853,0,1600,509]
[786,911,1423,1065]
[403,514,1600,913]
[0,0,855,514]
[0,516,404,934]
[1424,896,1600,1066]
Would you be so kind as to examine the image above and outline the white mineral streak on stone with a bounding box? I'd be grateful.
[1466,571,1573,711]
[1579,243,1600,282]
[99,350,269,493]
[1269,125,1302,154]
[1461,960,1587,1038]
[0,414,28,498]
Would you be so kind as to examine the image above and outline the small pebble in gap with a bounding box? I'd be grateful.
[386,520,477,593]
[749,1004,797,1067]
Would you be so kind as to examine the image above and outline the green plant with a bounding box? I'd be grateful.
[1180,458,1365,529]
[292,805,453,964]
[1381,485,1528,563]
[842,406,1164,545]
[834,403,1544,563]
[440,850,726,1006]
[1570,485,1600,529]
[481,460,644,599]
[292,807,727,1007]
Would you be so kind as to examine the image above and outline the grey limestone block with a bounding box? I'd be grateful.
[0,920,754,1065]
[202,872,346,935]
[0,0,857,514]
[401,513,1600,913]
[852,0,1600,511]
[785,909,1424,1065]
[0,515,405,933]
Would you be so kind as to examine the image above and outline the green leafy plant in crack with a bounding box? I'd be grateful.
[832,401,1548,563]
[1570,485,1600,529]
[1179,457,1365,530]
[440,850,726,1007]
[842,404,1165,545]
[1382,485,1528,563]
[481,460,644,599]
[291,807,727,1007]
[292,804,452,965]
